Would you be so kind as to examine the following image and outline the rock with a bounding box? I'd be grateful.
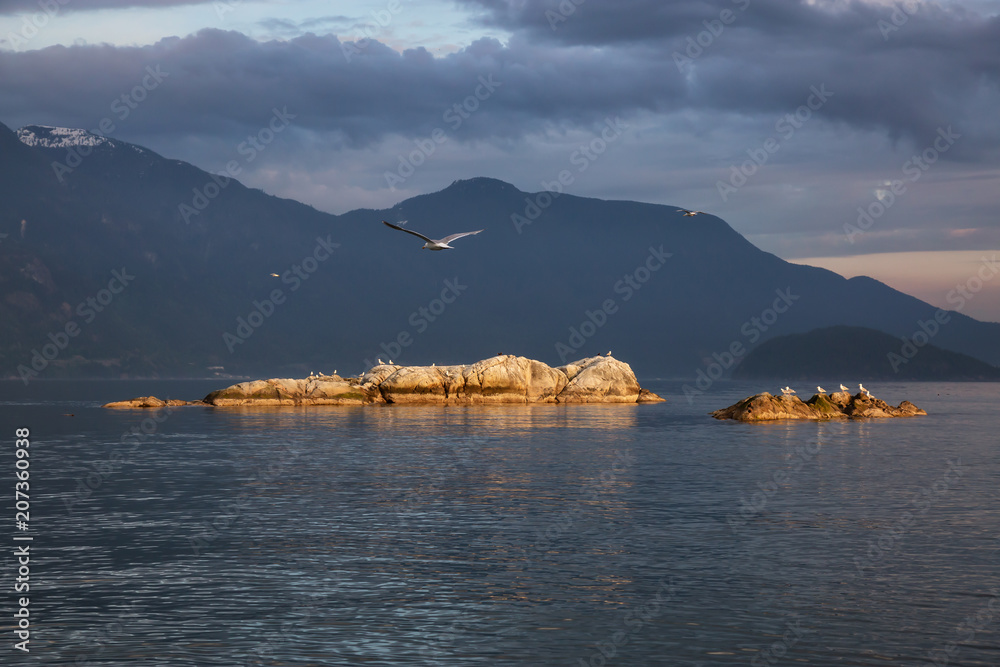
[557,356,648,403]
[378,355,569,404]
[103,396,167,409]
[102,355,665,407]
[204,377,371,406]
[712,391,926,422]
[102,396,204,408]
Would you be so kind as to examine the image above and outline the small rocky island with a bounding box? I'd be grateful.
[104,355,665,408]
[712,390,926,422]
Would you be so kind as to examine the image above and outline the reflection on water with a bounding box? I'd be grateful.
[0,379,998,665]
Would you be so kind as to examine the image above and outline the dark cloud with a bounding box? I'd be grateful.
[0,29,686,147]
[457,0,1000,150]
[2,0,998,157]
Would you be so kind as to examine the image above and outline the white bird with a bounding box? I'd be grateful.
[817,386,826,393]
[389,359,394,364]
[377,358,384,364]
[382,220,484,251]
[333,370,337,375]
[606,351,612,356]
[269,272,280,277]
[839,384,849,392]
[677,208,705,217]
[781,386,796,395]
[859,384,870,397]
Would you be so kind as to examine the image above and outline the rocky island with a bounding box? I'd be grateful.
[103,355,665,408]
[711,390,926,422]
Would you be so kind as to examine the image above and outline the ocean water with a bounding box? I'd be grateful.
[0,379,998,666]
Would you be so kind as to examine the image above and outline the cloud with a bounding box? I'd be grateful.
[0,0,216,14]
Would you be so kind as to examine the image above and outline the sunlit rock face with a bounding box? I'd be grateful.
[711,391,926,422]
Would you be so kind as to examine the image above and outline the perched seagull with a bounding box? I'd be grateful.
[377,358,384,364]
[781,386,796,395]
[382,220,484,250]
[389,359,394,364]
[606,351,612,356]
[859,384,871,397]
[839,384,849,392]
[817,386,826,394]
[677,208,705,217]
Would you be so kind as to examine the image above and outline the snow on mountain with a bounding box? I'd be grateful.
[17,125,109,149]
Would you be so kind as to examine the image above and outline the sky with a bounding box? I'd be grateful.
[1,0,998,321]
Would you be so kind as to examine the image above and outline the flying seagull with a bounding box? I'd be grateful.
[677,208,705,217]
[781,386,796,395]
[382,220,483,250]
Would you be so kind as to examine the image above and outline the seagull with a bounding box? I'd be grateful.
[677,208,705,217]
[817,386,826,393]
[781,386,796,395]
[606,351,612,356]
[859,384,870,397]
[377,358,384,364]
[382,220,484,250]
[269,273,280,277]
[839,384,849,392]
[389,359,394,364]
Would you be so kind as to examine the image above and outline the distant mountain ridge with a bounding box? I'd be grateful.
[1,120,998,380]
[733,325,1000,381]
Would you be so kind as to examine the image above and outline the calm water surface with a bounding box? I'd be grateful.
[0,379,997,666]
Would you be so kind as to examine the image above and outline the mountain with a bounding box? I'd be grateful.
[2,121,999,380]
[732,325,1000,381]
